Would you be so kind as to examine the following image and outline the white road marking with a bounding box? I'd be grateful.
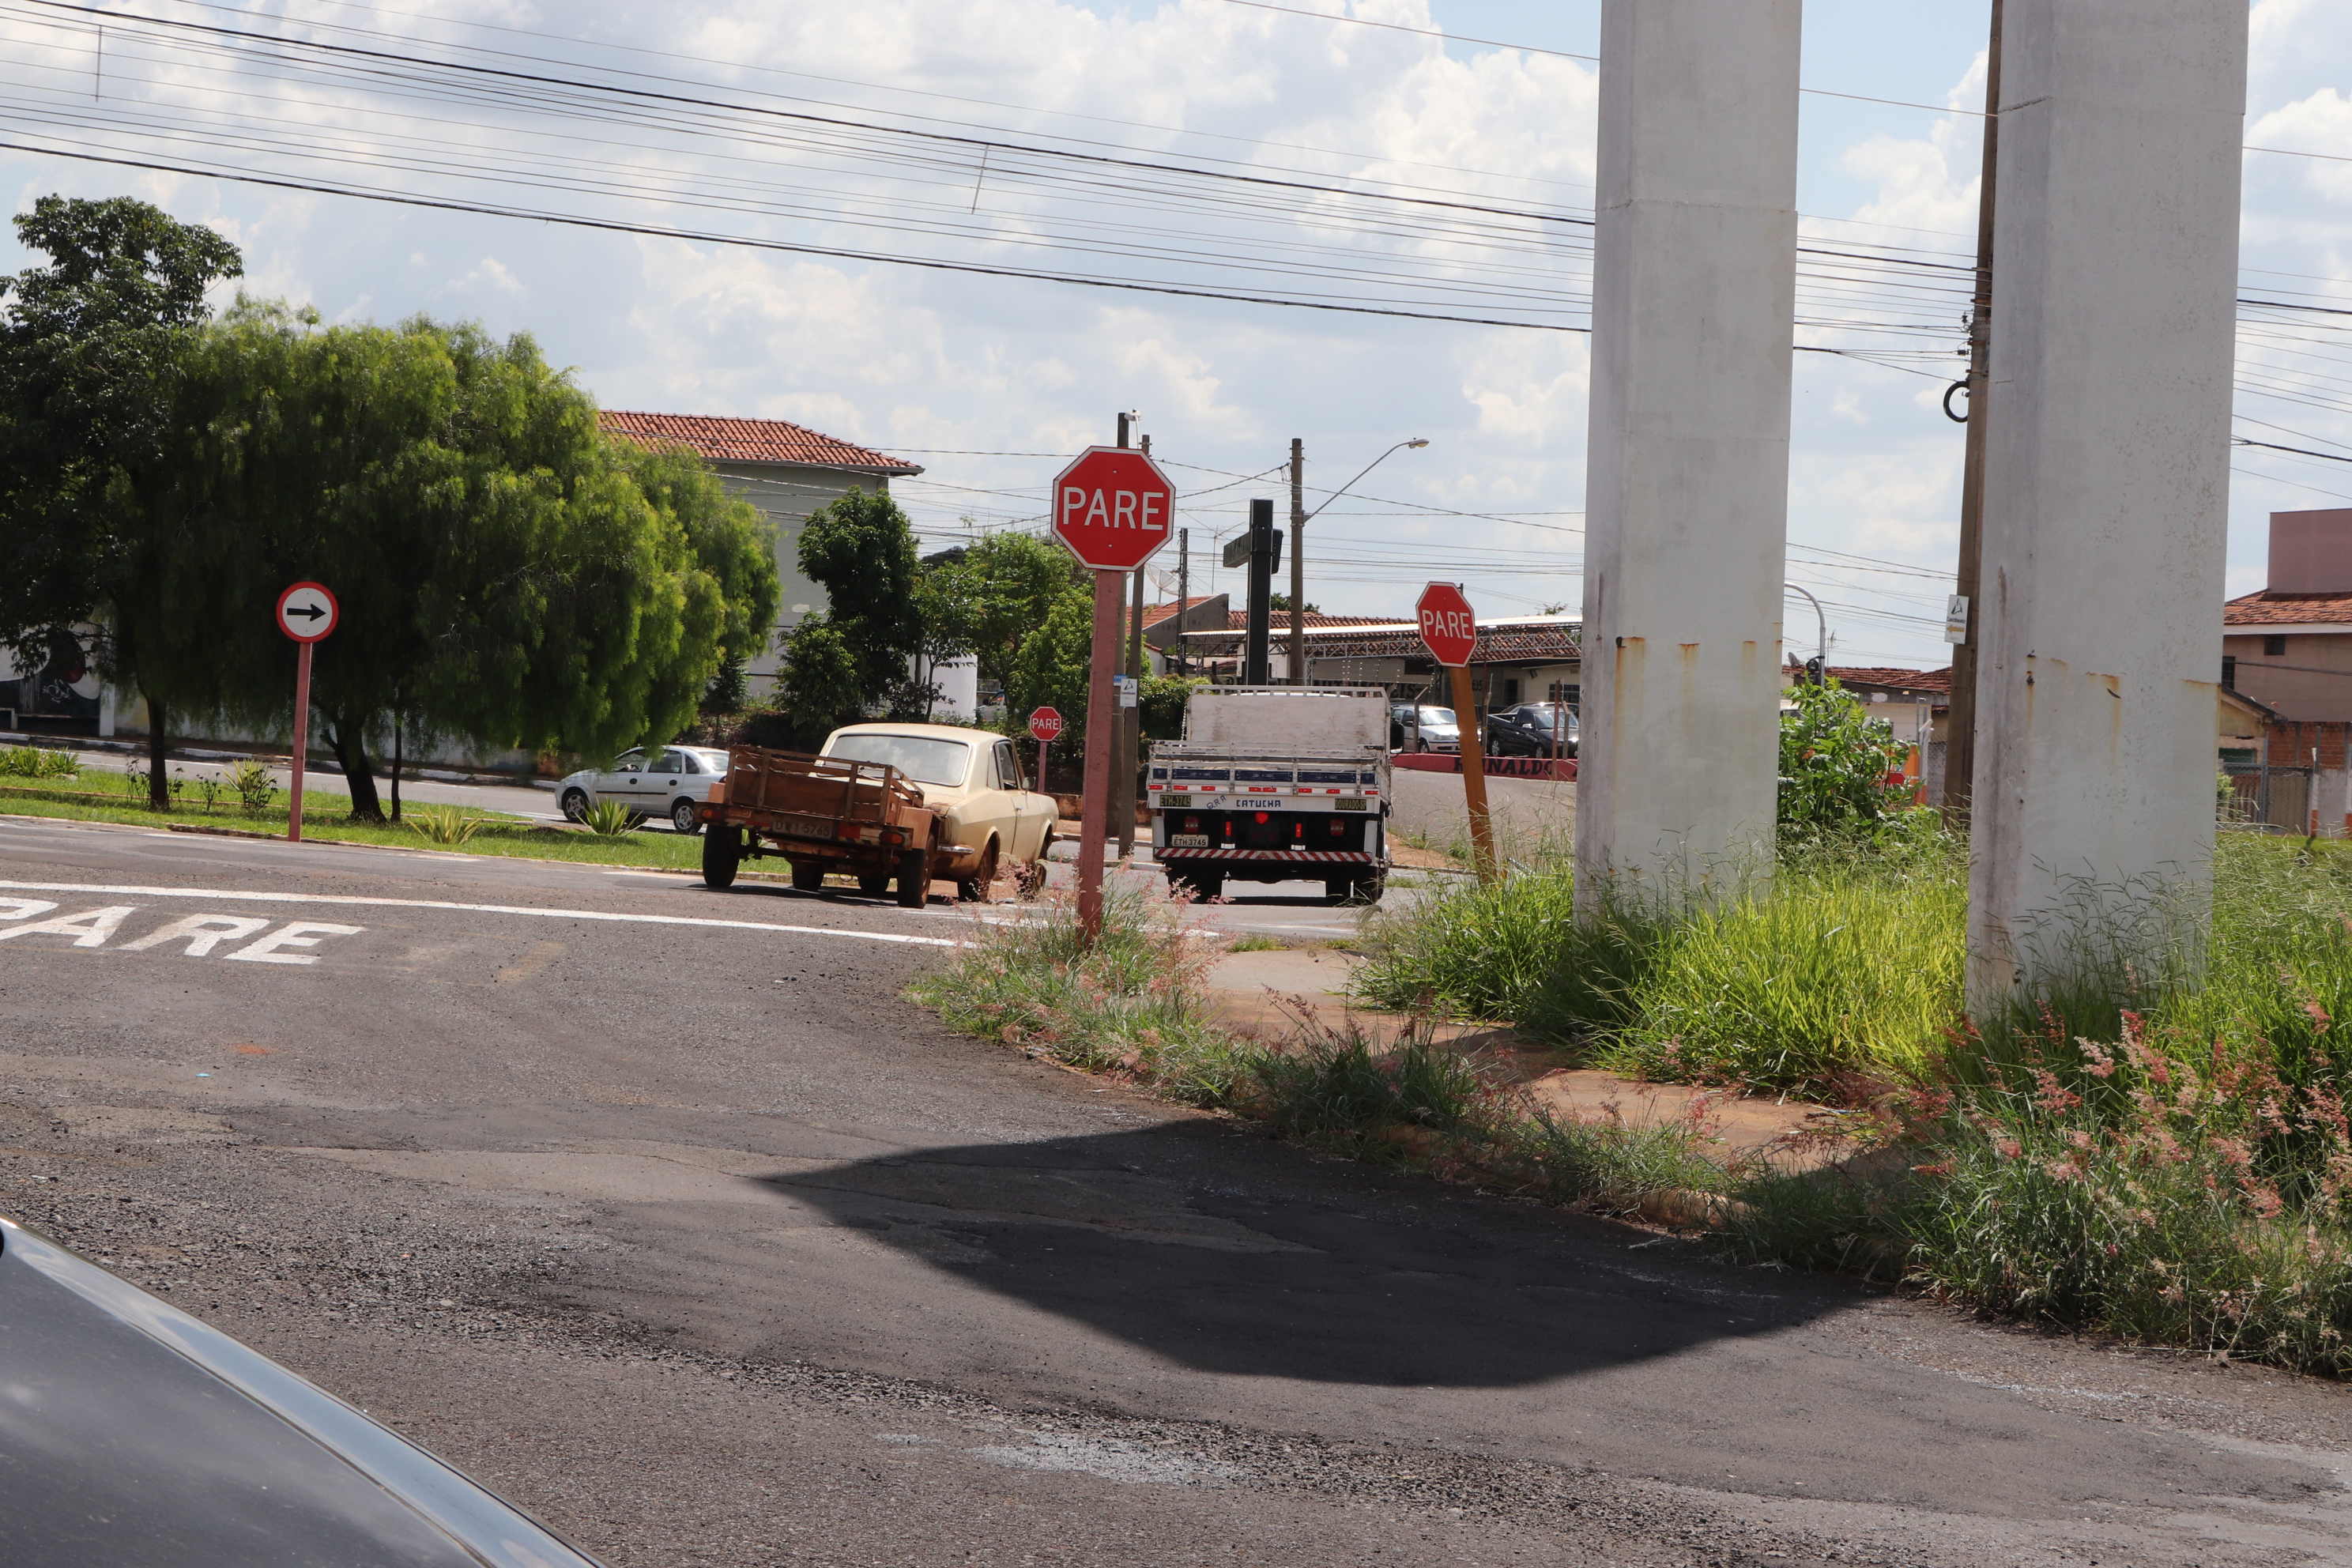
[222,922,365,966]
[120,914,273,956]
[0,906,136,947]
[0,880,957,947]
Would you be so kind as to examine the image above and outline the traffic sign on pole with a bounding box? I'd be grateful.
[276,581,337,842]
[1051,447,1177,571]
[1415,582,1478,669]
[1027,707,1065,743]
[277,581,339,643]
[1415,582,1496,884]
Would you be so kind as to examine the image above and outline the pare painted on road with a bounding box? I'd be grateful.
[0,899,363,965]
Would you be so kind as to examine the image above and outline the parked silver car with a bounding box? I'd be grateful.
[1389,703,1461,753]
[557,746,732,834]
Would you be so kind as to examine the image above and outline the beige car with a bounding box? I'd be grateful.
[821,723,1058,895]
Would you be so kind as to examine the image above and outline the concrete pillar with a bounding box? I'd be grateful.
[1966,1,2247,1005]
[1575,0,1800,912]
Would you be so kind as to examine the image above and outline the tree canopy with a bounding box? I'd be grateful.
[173,303,776,818]
[0,194,244,802]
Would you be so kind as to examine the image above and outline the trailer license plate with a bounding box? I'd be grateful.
[1336,797,1366,810]
[1170,834,1211,847]
[775,815,837,840]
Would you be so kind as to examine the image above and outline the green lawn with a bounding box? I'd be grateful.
[0,782,710,870]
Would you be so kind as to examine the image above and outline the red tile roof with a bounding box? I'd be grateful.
[598,409,922,475]
[2224,590,2352,627]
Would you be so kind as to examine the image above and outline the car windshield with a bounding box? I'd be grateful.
[1418,707,1456,726]
[824,733,972,788]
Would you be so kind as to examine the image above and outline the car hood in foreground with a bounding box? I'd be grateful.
[0,1215,604,1567]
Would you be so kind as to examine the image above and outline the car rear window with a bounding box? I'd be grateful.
[824,734,971,788]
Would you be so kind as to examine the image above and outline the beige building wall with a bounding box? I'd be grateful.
[2223,628,2352,723]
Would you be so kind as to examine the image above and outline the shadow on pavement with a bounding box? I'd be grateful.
[765,1124,1842,1389]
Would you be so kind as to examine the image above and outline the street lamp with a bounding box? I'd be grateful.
[1784,582,1826,684]
[1289,438,1430,684]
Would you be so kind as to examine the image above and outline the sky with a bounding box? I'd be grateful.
[3,0,2350,669]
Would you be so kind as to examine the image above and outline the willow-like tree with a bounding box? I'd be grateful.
[172,303,775,819]
[0,195,243,805]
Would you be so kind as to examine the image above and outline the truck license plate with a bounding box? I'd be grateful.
[1170,834,1211,847]
[1336,797,1366,811]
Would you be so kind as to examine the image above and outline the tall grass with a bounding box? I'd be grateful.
[1355,836,1965,1094]
[0,744,79,779]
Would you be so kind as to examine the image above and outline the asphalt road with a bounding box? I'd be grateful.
[4,812,2352,1566]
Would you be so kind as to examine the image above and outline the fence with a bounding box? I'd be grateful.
[2224,764,2312,835]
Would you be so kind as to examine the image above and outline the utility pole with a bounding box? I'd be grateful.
[1943,0,2001,824]
[1175,526,1189,677]
[1287,438,1306,684]
[1122,545,1144,859]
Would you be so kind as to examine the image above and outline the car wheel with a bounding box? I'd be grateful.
[1016,830,1052,900]
[956,840,999,903]
[790,860,825,891]
[560,788,590,822]
[1414,738,1428,753]
[670,798,702,835]
[701,826,741,890]
[895,849,930,909]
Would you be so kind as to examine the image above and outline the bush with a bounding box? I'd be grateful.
[1778,680,1917,841]
[225,758,277,814]
[580,799,638,836]
[407,804,485,844]
[0,744,78,779]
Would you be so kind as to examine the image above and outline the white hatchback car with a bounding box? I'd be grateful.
[557,746,733,835]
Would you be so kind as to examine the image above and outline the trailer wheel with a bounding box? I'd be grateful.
[702,826,741,890]
[790,859,825,891]
[895,849,930,908]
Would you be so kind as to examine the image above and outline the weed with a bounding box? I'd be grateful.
[1226,933,1284,953]
[0,744,79,780]
[406,804,486,844]
[580,798,639,836]
[225,759,278,815]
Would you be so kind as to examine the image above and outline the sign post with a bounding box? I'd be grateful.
[275,582,338,843]
[1050,446,1177,941]
[1416,582,1496,885]
[1028,706,1064,794]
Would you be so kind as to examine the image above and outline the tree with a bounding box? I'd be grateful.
[1777,680,1914,840]
[1006,580,1099,754]
[171,304,776,819]
[1268,594,1320,615]
[797,488,922,707]
[908,564,978,720]
[950,530,1081,691]
[774,616,867,747]
[0,194,243,806]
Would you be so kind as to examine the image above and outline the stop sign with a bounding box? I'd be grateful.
[1028,706,1065,742]
[1416,582,1479,668]
[1051,447,1176,571]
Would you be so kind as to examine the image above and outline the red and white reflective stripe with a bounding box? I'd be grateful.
[1156,848,1377,863]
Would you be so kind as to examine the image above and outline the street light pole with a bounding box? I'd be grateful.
[1784,582,1826,681]
[1287,437,1428,685]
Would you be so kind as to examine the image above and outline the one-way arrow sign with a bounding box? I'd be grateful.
[276,581,338,643]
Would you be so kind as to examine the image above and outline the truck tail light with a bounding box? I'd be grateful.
[1253,812,1269,824]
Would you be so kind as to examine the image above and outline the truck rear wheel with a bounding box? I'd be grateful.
[895,849,930,908]
[701,826,741,890]
[790,859,825,891]
[1349,873,1385,905]
[1173,869,1224,902]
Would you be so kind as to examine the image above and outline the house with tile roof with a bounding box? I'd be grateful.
[598,409,922,680]
[1167,611,1581,709]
